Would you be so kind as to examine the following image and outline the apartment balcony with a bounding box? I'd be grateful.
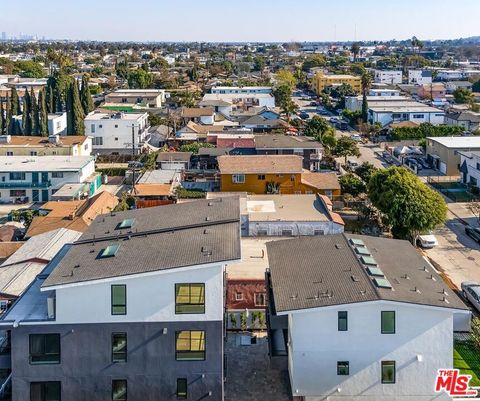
[0,181,51,189]
[310,153,322,161]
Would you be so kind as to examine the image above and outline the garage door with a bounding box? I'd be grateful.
[440,161,447,175]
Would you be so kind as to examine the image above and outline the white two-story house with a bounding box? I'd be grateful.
[266,234,470,401]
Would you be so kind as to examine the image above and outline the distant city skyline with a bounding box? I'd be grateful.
[0,0,479,43]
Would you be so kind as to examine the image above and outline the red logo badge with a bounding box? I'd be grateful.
[435,369,478,399]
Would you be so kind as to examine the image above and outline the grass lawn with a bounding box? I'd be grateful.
[454,342,480,387]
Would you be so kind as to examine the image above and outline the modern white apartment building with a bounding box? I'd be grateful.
[408,69,433,85]
[104,89,166,108]
[0,198,241,401]
[374,70,403,85]
[368,101,445,126]
[267,235,470,401]
[84,111,149,155]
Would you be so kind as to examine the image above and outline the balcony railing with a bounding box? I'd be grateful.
[0,181,51,189]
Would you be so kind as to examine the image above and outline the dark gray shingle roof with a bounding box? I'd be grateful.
[42,198,240,287]
[267,234,467,313]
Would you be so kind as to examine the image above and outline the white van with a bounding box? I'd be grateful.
[347,158,359,170]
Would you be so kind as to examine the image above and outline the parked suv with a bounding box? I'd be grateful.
[461,282,480,312]
[465,225,480,243]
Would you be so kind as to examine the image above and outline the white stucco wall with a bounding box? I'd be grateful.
[53,263,224,324]
[287,301,455,401]
[248,221,344,236]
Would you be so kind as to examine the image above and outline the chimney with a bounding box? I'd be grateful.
[48,134,60,144]
[0,135,11,144]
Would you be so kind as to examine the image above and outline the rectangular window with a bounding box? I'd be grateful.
[282,229,293,236]
[90,124,96,134]
[9,172,26,180]
[10,190,26,197]
[112,380,127,401]
[338,311,348,331]
[381,311,395,334]
[235,292,243,301]
[254,293,266,307]
[337,361,349,375]
[29,334,60,364]
[112,333,127,363]
[30,151,37,156]
[176,378,187,398]
[93,137,103,146]
[412,114,425,119]
[232,174,245,184]
[175,284,205,314]
[30,381,61,401]
[51,172,64,178]
[111,285,126,315]
[175,331,206,361]
[6,151,13,156]
[381,361,396,384]
[257,174,265,180]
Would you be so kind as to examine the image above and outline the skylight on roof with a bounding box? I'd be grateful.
[355,247,371,256]
[374,277,392,289]
[367,266,385,277]
[350,238,365,246]
[118,218,135,230]
[361,256,377,266]
[99,244,120,258]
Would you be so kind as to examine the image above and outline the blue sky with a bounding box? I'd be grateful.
[1,0,479,42]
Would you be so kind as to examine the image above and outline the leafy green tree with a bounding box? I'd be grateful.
[0,100,4,135]
[22,89,32,135]
[179,142,214,154]
[334,136,361,163]
[38,88,49,136]
[80,75,94,115]
[321,132,337,153]
[301,54,327,71]
[253,56,266,72]
[453,87,474,104]
[46,83,54,114]
[273,84,292,109]
[276,69,297,90]
[66,81,85,135]
[31,88,39,135]
[15,60,45,78]
[368,167,447,239]
[10,88,21,116]
[339,173,366,197]
[128,68,153,89]
[304,115,330,138]
[324,83,356,109]
[355,162,378,184]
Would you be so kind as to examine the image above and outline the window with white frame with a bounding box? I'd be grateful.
[232,174,245,184]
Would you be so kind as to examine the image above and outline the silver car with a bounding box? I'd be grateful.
[461,281,480,312]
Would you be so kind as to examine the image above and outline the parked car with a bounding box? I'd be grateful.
[299,112,309,120]
[350,133,362,142]
[309,101,318,106]
[346,157,359,170]
[465,226,480,243]
[461,281,480,312]
[415,232,438,248]
[128,161,144,169]
[337,122,349,130]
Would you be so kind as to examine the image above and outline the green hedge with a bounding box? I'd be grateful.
[390,123,464,140]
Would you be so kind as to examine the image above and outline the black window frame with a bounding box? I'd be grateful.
[338,311,348,331]
[175,330,206,361]
[176,378,187,398]
[30,381,61,401]
[381,311,396,334]
[112,379,127,401]
[29,334,60,365]
[112,332,127,363]
[337,361,350,376]
[111,285,127,315]
[381,360,396,384]
[175,283,206,314]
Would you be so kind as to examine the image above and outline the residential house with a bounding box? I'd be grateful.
[368,89,402,97]
[217,155,340,197]
[181,107,216,125]
[417,83,446,100]
[445,110,480,132]
[84,111,150,155]
[104,89,166,109]
[0,156,96,203]
[459,151,480,188]
[255,134,323,170]
[445,81,473,94]
[0,198,241,401]
[345,96,410,112]
[312,73,362,95]
[156,152,192,171]
[266,234,470,401]
[426,136,480,175]
[198,99,233,117]
[210,86,272,95]
[368,101,445,127]
[408,70,433,85]
[26,191,119,238]
[374,70,402,85]
[47,113,68,136]
[175,121,225,143]
[0,135,92,157]
[202,92,275,111]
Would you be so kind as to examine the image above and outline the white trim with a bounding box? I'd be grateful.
[41,259,241,292]
[275,299,471,316]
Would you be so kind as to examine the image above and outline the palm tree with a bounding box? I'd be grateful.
[361,72,372,122]
[281,99,298,124]
[350,42,361,62]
